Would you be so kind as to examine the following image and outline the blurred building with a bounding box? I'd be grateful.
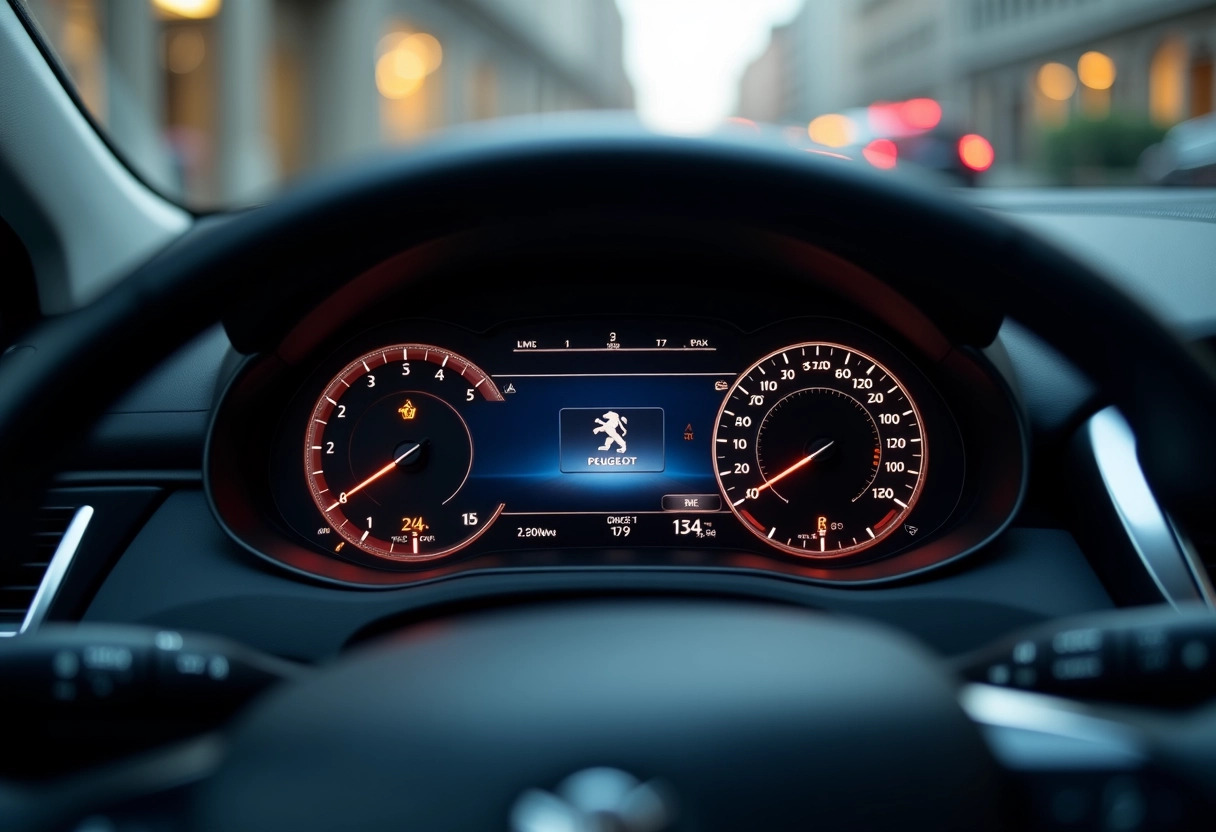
[738,1,848,124]
[956,0,1216,167]
[26,0,633,205]
[846,0,948,106]
[739,0,1216,173]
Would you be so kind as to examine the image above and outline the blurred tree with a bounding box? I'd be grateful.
[1039,115,1167,184]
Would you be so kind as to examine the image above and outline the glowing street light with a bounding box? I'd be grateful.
[807,114,856,148]
[1078,51,1116,90]
[1037,62,1077,101]
[151,0,221,19]
[376,30,443,99]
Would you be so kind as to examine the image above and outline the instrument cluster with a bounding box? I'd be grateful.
[207,315,1025,587]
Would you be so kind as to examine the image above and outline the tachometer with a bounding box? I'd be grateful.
[305,344,505,561]
[713,342,926,558]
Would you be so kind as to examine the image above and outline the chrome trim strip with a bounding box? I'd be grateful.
[959,683,1145,771]
[1166,514,1216,607]
[18,504,93,634]
[1087,407,1212,608]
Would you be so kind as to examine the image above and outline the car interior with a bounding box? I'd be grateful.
[3,1,1216,830]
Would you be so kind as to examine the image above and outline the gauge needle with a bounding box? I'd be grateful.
[754,440,835,495]
[329,443,421,508]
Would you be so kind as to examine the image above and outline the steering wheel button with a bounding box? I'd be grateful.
[986,664,1012,685]
[1180,640,1209,671]
[1052,628,1104,654]
[1012,640,1037,664]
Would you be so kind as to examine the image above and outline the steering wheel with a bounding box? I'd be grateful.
[2,127,1216,831]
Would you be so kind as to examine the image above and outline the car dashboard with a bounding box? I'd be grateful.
[19,213,1153,664]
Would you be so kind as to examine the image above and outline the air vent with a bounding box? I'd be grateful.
[0,505,92,636]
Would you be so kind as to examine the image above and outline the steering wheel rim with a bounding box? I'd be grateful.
[1,127,1213,561]
[2,124,1215,830]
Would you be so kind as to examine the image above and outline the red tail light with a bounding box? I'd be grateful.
[958,134,994,172]
[863,139,898,170]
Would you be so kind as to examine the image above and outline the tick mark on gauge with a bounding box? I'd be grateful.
[360,530,369,543]
[866,364,875,375]
[325,396,337,406]
[732,497,746,506]
[767,527,777,539]
[893,498,908,508]
[362,361,371,372]
[737,386,750,395]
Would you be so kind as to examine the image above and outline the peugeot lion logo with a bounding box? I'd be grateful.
[510,767,676,832]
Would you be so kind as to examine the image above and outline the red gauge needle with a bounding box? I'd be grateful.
[326,443,421,510]
[754,440,834,495]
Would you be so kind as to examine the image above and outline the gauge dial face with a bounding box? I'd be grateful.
[712,342,926,558]
[305,345,505,561]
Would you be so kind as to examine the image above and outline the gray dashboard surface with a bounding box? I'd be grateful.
[82,490,1111,660]
[972,190,1216,336]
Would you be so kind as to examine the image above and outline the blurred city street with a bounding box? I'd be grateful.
[23,0,1216,202]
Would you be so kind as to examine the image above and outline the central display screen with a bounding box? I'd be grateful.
[558,407,666,472]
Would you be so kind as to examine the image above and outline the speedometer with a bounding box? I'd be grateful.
[712,342,926,558]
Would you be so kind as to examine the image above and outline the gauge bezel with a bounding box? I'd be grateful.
[303,344,505,562]
[712,341,928,559]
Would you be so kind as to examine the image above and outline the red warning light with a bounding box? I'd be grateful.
[862,138,898,170]
[958,134,995,172]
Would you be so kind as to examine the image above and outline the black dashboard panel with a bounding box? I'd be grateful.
[206,237,1028,588]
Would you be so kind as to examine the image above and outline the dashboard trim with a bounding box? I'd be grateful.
[12,504,93,635]
[1086,407,1214,609]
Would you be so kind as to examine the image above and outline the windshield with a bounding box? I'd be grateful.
[19,0,1216,206]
